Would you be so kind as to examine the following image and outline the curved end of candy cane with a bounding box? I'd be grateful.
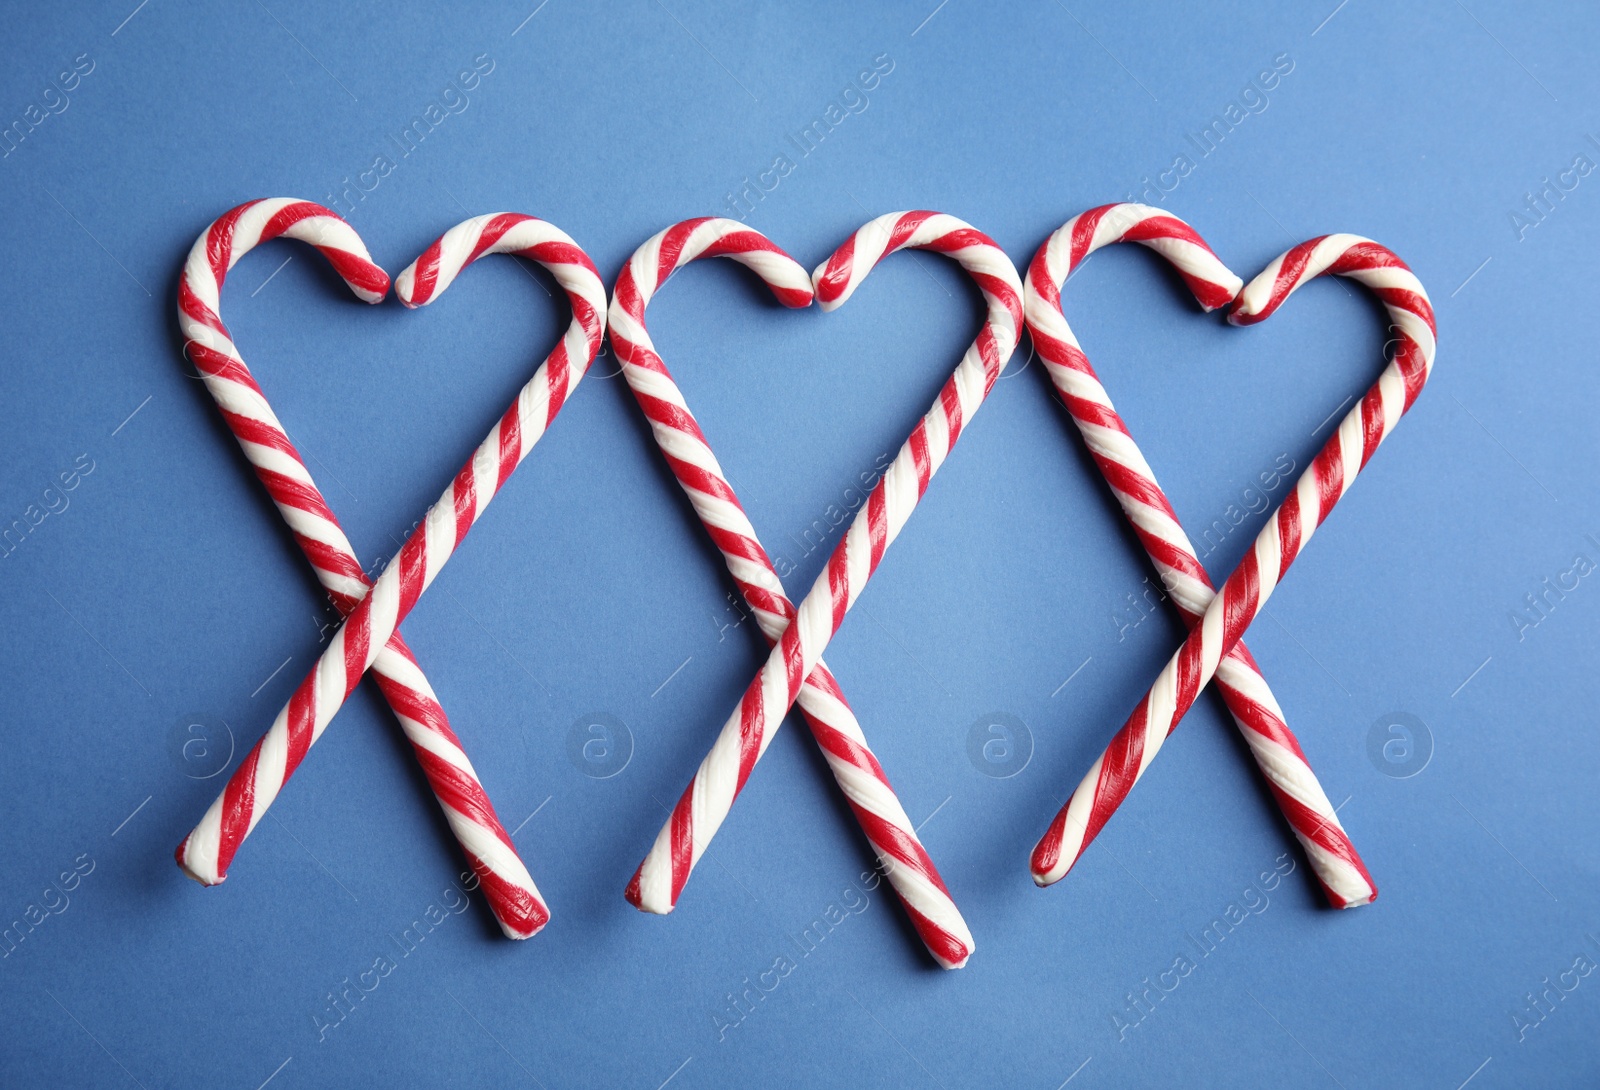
[391,263,429,310]
[1191,272,1244,314]
[809,253,855,313]
[346,275,389,306]
[1228,242,1320,326]
[773,283,816,309]
[277,200,390,304]
[1225,288,1272,327]
[329,250,389,306]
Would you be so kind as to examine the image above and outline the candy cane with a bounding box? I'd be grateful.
[176,199,547,937]
[609,217,974,968]
[628,211,1023,916]
[1024,203,1376,908]
[1030,232,1436,887]
[177,211,606,898]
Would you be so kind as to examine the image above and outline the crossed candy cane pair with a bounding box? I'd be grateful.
[609,212,1014,969]
[1024,205,1436,890]
[624,211,1025,938]
[632,206,1432,928]
[176,200,606,939]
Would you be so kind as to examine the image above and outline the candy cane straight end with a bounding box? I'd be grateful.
[1028,825,1071,888]
[1029,781,1097,888]
[174,840,222,887]
[498,898,551,940]
[624,864,675,916]
[932,934,972,971]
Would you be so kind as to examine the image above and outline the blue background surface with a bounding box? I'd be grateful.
[1,1,1597,1086]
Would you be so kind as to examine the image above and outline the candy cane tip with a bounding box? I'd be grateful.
[1195,282,1242,314]
[352,277,390,306]
[934,939,974,970]
[624,868,675,915]
[1224,290,1271,327]
[809,261,852,311]
[174,844,221,887]
[391,274,422,309]
[774,286,816,309]
[1029,838,1067,888]
[498,912,550,940]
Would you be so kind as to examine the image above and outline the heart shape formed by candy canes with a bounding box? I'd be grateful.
[608,217,974,968]
[176,205,606,933]
[177,200,552,936]
[1024,203,1377,908]
[1027,214,1436,889]
[628,212,1023,922]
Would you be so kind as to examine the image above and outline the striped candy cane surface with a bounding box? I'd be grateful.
[1031,232,1436,887]
[176,199,547,937]
[629,212,1023,916]
[177,212,606,904]
[1024,204,1376,908]
[609,218,974,968]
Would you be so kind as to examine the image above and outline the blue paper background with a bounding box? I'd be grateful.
[2,1,1597,1086]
